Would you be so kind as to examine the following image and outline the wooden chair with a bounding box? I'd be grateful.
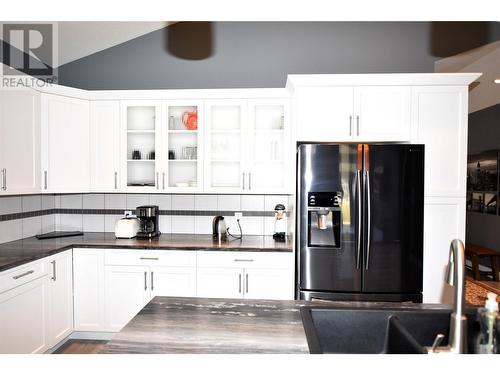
[465,243,500,281]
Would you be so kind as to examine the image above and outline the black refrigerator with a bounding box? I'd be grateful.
[296,143,424,302]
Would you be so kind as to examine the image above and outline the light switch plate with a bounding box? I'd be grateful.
[234,212,243,220]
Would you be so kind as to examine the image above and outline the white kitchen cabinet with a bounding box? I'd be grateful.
[196,251,294,300]
[243,268,294,300]
[90,101,120,192]
[150,266,197,298]
[196,267,244,298]
[120,100,163,192]
[294,85,411,143]
[73,248,107,332]
[204,98,292,193]
[41,93,90,193]
[353,86,411,141]
[414,86,468,197]
[163,100,204,192]
[105,265,150,332]
[296,86,354,142]
[0,88,41,195]
[0,274,49,353]
[46,250,74,347]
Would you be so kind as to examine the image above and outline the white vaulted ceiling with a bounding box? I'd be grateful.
[56,21,171,67]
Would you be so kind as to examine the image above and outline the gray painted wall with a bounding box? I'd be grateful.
[466,103,500,252]
[58,22,500,90]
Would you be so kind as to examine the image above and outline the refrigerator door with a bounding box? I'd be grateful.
[298,144,362,293]
[362,144,424,294]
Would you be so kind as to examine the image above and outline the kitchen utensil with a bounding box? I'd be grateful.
[182,111,198,130]
[115,213,141,239]
[136,205,161,239]
[148,150,155,160]
[212,216,227,241]
[168,150,176,160]
[132,150,141,160]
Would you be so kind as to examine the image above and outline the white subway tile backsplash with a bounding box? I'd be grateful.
[226,216,263,236]
[57,214,83,231]
[194,216,213,234]
[105,215,122,233]
[0,220,23,244]
[171,215,194,234]
[241,195,265,211]
[264,216,276,236]
[105,194,126,210]
[264,195,289,211]
[126,194,150,209]
[83,194,105,209]
[194,195,218,211]
[150,194,172,210]
[22,195,41,212]
[59,194,83,209]
[217,195,240,211]
[83,214,105,232]
[22,216,42,237]
[159,215,172,234]
[41,214,56,233]
[172,195,195,210]
[0,196,22,215]
[42,195,55,210]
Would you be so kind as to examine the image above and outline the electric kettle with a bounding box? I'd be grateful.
[212,216,227,240]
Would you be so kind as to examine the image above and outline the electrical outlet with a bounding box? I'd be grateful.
[234,212,243,220]
[124,210,133,217]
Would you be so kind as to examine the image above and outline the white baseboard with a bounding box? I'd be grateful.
[69,331,116,340]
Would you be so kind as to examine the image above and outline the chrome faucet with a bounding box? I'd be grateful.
[428,239,468,354]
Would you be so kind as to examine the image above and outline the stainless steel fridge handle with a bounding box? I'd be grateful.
[356,170,362,270]
[365,170,371,270]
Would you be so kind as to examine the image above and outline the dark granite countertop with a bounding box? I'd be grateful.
[100,297,454,354]
[0,232,293,273]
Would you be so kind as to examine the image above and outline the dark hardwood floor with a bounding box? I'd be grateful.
[53,339,108,354]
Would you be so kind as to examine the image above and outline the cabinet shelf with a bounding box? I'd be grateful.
[127,159,155,162]
[127,130,155,134]
[168,130,198,134]
[254,129,285,134]
[168,159,198,162]
[211,159,241,163]
[211,129,241,134]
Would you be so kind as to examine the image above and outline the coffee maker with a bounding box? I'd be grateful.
[136,205,161,239]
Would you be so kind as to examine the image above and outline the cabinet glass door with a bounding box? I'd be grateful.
[205,99,246,191]
[121,101,161,191]
[164,101,202,191]
[247,99,290,193]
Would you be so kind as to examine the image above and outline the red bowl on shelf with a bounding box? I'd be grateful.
[182,111,198,130]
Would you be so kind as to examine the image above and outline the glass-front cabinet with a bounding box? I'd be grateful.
[164,100,203,191]
[120,100,162,192]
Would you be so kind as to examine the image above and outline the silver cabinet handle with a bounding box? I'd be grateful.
[248,172,252,190]
[162,172,165,190]
[114,172,118,189]
[365,169,371,270]
[151,271,154,291]
[246,273,249,294]
[349,116,353,136]
[242,172,246,190]
[140,257,159,260]
[44,171,48,190]
[12,270,34,280]
[234,259,254,262]
[3,169,6,190]
[51,260,56,281]
[238,274,242,294]
[156,172,159,189]
[144,271,147,291]
[356,115,360,136]
[356,170,362,270]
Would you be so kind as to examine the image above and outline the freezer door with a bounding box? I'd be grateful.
[362,144,424,294]
[297,144,362,293]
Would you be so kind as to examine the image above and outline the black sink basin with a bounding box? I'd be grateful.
[301,306,479,354]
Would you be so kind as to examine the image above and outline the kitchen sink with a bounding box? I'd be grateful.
[300,306,479,354]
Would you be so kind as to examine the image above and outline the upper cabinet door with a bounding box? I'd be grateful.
[247,99,292,194]
[90,101,120,192]
[120,100,163,193]
[0,88,40,195]
[204,99,247,193]
[296,86,354,142]
[353,86,411,142]
[163,100,204,192]
[41,94,90,193]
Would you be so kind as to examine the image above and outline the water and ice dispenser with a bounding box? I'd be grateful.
[307,192,342,248]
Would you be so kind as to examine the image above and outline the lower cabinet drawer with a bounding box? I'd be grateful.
[197,251,294,270]
[0,260,46,295]
[104,249,196,267]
